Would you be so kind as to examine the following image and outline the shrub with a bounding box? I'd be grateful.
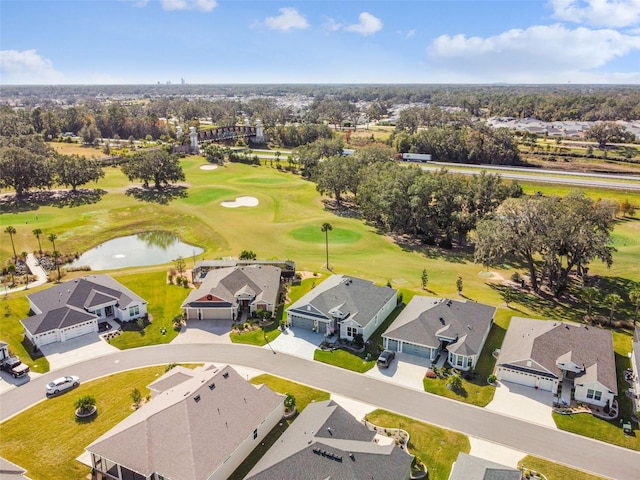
[131,388,142,407]
[75,395,96,414]
[488,374,497,384]
[511,272,521,283]
[353,333,364,349]
[447,374,463,393]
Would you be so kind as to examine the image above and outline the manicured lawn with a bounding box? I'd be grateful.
[421,308,511,407]
[0,293,50,373]
[109,271,185,349]
[314,348,376,372]
[518,455,607,480]
[552,330,640,451]
[366,409,470,480]
[313,304,404,373]
[249,374,330,411]
[1,160,639,359]
[0,366,170,480]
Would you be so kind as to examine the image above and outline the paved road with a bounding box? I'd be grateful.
[2,344,638,480]
[420,164,640,191]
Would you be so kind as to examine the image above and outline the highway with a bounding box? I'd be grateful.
[418,162,640,191]
[2,344,638,480]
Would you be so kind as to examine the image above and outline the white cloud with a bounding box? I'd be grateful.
[264,8,309,31]
[428,24,640,83]
[0,49,64,84]
[549,0,640,28]
[160,0,217,12]
[345,12,383,36]
[406,29,416,39]
[322,17,343,33]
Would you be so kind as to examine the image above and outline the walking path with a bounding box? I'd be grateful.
[3,253,48,295]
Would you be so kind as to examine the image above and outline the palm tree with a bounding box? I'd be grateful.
[33,228,43,255]
[7,264,16,285]
[629,287,640,326]
[4,226,17,263]
[321,222,333,270]
[604,293,623,326]
[48,234,61,281]
[75,395,96,415]
[580,287,600,318]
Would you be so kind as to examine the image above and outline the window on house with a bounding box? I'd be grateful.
[347,326,357,337]
[587,389,594,399]
[467,358,472,367]
[457,356,463,366]
[594,391,602,401]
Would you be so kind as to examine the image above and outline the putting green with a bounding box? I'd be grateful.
[181,188,237,205]
[289,225,362,244]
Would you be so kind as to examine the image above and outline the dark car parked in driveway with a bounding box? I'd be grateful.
[377,350,395,369]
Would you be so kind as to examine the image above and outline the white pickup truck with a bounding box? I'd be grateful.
[1,355,30,378]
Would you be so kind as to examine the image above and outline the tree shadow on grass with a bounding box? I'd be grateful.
[125,185,188,205]
[0,189,107,213]
[382,231,472,264]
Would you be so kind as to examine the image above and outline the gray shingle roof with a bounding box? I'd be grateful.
[87,365,283,480]
[245,400,413,480]
[498,317,617,393]
[182,265,281,310]
[449,453,521,480]
[21,275,146,335]
[286,275,397,328]
[382,297,495,356]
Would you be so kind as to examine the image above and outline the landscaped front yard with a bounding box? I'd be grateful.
[518,455,607,480]
[366,409,469,480]
[0,365,170,480]
[552,330,640,451]
[422,308,511,407]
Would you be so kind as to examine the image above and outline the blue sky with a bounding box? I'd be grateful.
[1,0,639,84]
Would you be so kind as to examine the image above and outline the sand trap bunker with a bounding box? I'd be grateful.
[221,196,259,208]
[200,164,218,170]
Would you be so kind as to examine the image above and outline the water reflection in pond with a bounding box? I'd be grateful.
[69,232,203,270]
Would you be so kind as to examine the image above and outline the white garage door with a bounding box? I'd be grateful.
[37,331,59,347]
[538,376,555,392]
[499,368,537,388]
[289,315,315,330]
[64,322,96,341]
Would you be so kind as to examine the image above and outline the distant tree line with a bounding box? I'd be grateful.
[4,84,639,122]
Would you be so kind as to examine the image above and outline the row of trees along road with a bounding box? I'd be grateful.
[307,144,523,247]
[0,135,104,197]
[475,192,617,295]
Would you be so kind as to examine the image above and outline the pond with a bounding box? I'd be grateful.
[68,232,203,270]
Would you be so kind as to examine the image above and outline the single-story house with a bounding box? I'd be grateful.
[245,399,413,480]
[496,317,617,407]
[182,265,281,321]
[21,274,147,348]
[286,275,397,341]
[191,259,295,283]
[631,327,640,401]
[448,452,521,480]
[382,297,496,371]
[87,364,284,480]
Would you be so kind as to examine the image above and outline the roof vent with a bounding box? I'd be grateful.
[439,317,445,324]
[223,372,229,379]
[467,325,472,330]
[193,395,201,402]
[349,453,355,461]
[565,325,570,330]
[209,383,216,390]
[327,427,333,435]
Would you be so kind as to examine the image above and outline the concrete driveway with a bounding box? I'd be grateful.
[172,320,233,344]
[39,334,118,371]
[486,380,556,428]
[365,352,431,391]
[266,326,323,359]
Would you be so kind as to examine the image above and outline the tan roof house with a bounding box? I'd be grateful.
[496,317,617,408]
[86,365,283,480]
[182,265,281,321]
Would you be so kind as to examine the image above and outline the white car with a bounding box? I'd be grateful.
[46,375,80,395]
